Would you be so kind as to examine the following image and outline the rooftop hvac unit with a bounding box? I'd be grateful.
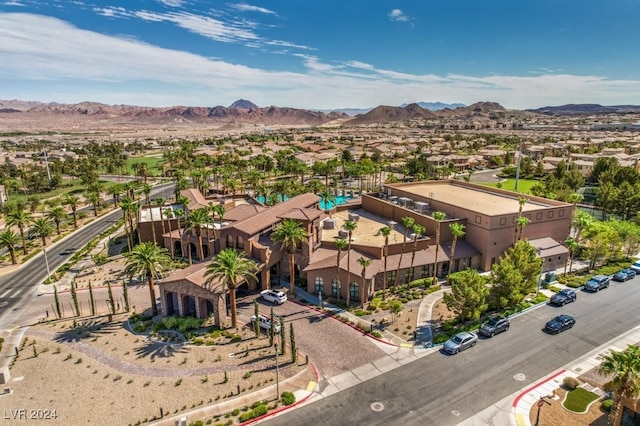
[348,212,360,221]
[414,201,430,213]
[398,197,414,208]
[323,219,337,229]
[338,229,349,238]
[389,196,399,204]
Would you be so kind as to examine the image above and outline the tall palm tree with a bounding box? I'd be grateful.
[204,248,258,328]
[597,344,640,426]
[357,257,372,309]
[514,197,528,244]
[432,211,446,280]
[163,207,175,259]
[120,197,135,252]
[6,209,33,255]
[271,219,309,293]
[379,226,391,300]
[0,229,20,264]
[394,216,414,289]
[447,223,465,281]
[516,216,530,241]
[46,206,68,235]
[213,204,226,229]
[151,197,167,246]
[86,190,101,217]
[28,217,54,247]
[565,237,578,273]
[409,223,425,282]
[186,207,210,261]
[62,194,80,228]
[342,219,358,307]
[123,242,172,316]
[334,238,348,302]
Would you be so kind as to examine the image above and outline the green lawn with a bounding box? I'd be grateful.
[563,387,600,413]
[481,178,539,194]
[5,178,94,204]
[124,155,164,176]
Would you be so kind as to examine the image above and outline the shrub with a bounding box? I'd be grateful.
[601,398,613,412]
[281,391,295,406]
[563,376,580,390]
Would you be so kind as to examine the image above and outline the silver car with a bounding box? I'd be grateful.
[443,331,478,355]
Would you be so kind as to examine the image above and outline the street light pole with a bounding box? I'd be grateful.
[274,343,280,400]
[534,396,551,426]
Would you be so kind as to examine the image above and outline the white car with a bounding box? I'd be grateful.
[250,313,281,333]
[260,289,287,305]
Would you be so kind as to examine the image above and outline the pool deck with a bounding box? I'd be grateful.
[321,208,407,246]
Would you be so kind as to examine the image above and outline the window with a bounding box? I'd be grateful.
[349,282,359,300]
[226,235,234,248]
[387,271,396,284]
[536,212,542,220]
[237,236,244,249]
[500,217,507,225]
[314,276,324,293]
[331,279,340,296]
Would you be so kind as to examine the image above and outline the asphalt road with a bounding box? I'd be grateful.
[263,277,640,426]
[0,182,175,330]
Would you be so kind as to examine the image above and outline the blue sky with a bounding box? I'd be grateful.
[1,0,639,110]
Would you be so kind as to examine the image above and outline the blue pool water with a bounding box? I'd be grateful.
[257,194,353,209]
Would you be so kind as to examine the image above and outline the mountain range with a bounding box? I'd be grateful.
[0,99,638,132]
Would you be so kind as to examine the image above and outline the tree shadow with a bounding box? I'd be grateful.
[53,318,122,343]
[133,339,189,360]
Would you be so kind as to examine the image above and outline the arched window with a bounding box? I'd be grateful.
[331,279,340,296]
[314,276,323,293]
[237,236,244,249]
[349,282,359,300]
[226,234,234,248]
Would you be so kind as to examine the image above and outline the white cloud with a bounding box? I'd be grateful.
[1,13,639,110]
[230,3,277,15]
[388,9,409,22]
[3,1,26,6]
[157,0,184,7]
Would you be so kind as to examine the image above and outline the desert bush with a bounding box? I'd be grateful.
[281,391,295,406]
[563,376,580,390]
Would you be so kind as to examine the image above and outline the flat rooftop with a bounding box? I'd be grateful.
[321,209,408,246]
[397,182,555,216]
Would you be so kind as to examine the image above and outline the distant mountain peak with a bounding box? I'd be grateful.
[229,99,259,109]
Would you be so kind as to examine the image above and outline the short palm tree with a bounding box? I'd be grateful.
[47,206,68,235]
[342,219,358,307]
[28,217,54,247]
[6,209,33,255]
[204,248,258,328]
[271,219,309,292]
[62,194,80,228]
[432,211,446,280]
[334,238,348,302]
[597,344,640,426]
[0,229,20,264]
[123,242,172,316]
[357,257,372,309]
[447,223,465,280]
[394,216,414,289]
[379,226,391,300]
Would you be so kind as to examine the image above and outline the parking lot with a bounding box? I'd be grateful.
[235,292,387,379]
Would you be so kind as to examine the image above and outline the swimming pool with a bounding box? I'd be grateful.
[256,194,354,209]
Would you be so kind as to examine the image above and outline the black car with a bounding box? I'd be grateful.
[59,247,77,255]
[544,314,576,334]
[550,288,577,306]
[584,275,610,292]
[613,269,636,282]
[478,315,510,337]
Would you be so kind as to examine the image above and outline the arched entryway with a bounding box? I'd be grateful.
[173,241,182,258]
[165,292,178,315]
[182,295,196,316]
[199,299,214,318]
[202,244,210,259]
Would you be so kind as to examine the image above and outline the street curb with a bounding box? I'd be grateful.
[512,369,566,408]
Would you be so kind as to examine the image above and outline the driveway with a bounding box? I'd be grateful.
[235,293,387,379]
